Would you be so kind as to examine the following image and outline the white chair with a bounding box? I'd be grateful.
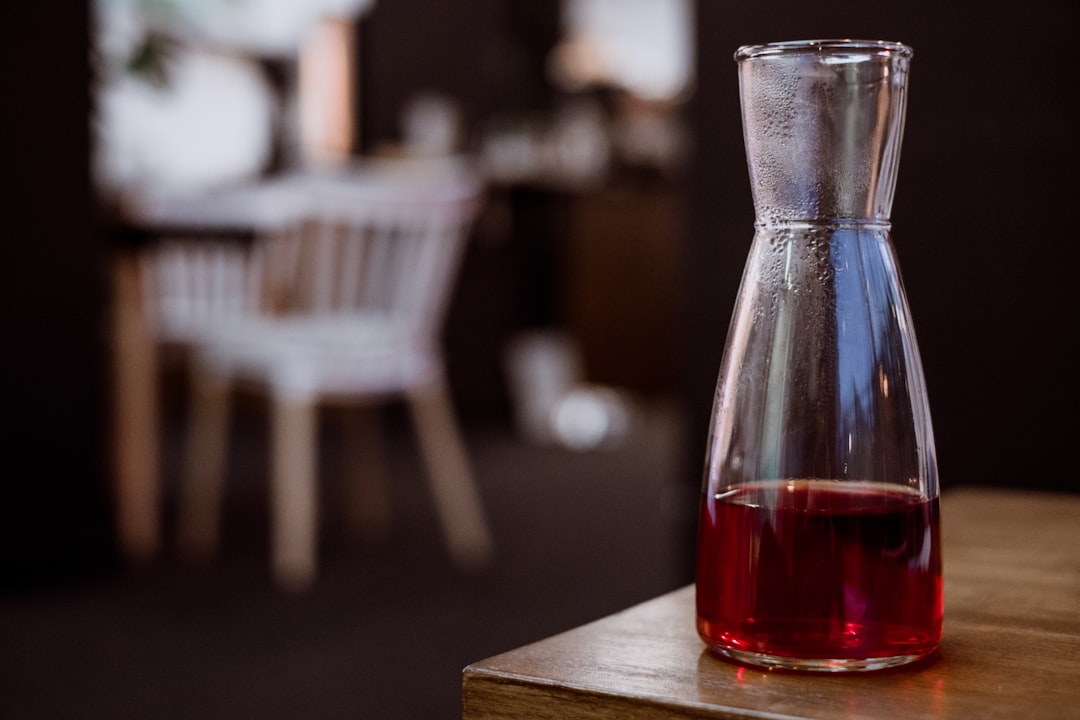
[176,166,493,590]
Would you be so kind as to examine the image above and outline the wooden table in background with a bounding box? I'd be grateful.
[463,488,1080,719]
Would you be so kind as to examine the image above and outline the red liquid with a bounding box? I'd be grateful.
[696,480,942,665]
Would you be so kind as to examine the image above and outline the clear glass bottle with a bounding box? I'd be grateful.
[695,40,942,672]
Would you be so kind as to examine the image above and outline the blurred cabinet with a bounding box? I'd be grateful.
[564,184,683,398]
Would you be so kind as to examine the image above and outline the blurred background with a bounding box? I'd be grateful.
[1,0,1077,717]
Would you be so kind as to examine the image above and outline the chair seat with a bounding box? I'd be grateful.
[198,314,441,397]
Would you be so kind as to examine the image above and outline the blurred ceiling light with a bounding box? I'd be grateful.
[556,0,693,101]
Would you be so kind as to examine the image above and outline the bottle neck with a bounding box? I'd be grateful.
[739,47,910,222]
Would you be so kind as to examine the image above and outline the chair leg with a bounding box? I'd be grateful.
[177,366,232,561]
[407,376,494,570]
[341,406,392,542]
[271,392,319,591]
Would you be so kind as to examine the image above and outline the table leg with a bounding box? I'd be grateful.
[111,252,160,561]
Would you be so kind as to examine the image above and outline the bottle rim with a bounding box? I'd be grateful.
[735,39,913,62]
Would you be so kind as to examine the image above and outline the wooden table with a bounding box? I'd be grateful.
[463,488,1080,719]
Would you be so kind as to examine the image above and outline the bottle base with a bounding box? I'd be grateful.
[707,645,934,673]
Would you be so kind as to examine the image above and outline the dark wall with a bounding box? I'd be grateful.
[358,0,542,151]
[683,1,1080,497]
[1,2,114,585]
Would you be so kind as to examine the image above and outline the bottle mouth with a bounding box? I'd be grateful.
[735,39,913,62]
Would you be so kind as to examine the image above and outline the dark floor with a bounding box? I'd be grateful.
[0,398,693,719]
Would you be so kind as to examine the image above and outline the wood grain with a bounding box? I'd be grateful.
[463,488,1080,719]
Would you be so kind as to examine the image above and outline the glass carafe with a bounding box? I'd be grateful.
[695,40,941,672]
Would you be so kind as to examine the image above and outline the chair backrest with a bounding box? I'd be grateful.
[142,238,261,345]
[255,166,482,348]
[140,159,482,363]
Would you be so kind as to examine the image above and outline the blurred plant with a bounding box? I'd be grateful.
[94,0,184,88]
[123,29,179,87]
